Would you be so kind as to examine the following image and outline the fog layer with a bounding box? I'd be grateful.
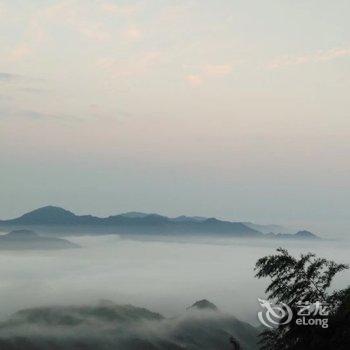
[0,235,349,324]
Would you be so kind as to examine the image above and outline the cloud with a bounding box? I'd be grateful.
[0,94,11,101]
[0,72,45,95]
[202,64,232,76]
[0,2,6,17]
[6,0,145,63]
[8,44,32,61]
[0,107,80,123]
[268,47,350,69]
[21,110,83,122]
[6,11,46,62]
[40,1,111,42]
[184,64,233,86]
[19,110,58,120]
[0,72,21,82]
[18,87,50,94]
[186,75,203,87]
[97,51,162,78]
[6,0,113,62]
[122,27,143,41]
[100,2,139,16]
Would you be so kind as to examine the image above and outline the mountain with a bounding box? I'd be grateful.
[243,222,295,234]
[172,215,207,222]
[188,299,219,311]
[0,300,259,350]
[8,206,79,225]
[0,206,319,239]
[293,230,320,240]
[0,229,80,250]
[265,230,320,240]
[1,206,103,226]
[120,212,153,219]
[0,206,262,237]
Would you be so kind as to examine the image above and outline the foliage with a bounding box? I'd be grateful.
[255,248,349,350]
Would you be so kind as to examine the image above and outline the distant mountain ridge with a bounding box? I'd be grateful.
[0,206,261,237]
[265,230,320,240]
[0,229,80,250]
[243,222,295,234]
[0,206,320,239]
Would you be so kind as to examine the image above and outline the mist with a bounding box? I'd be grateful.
[0,234,349,324]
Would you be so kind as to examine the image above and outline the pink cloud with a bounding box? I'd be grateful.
[186,75,203,87]
[100,2,139,16]
[8,44,32,61]
[0,3,6,17]
[123,27,143,41]
[97,51,162,78]
[203,64,232,76]
[7,0,113,62]
[41,1,111,41]
[184,64,232,86]
[268,47,350,69]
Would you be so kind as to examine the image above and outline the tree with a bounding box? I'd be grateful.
[229,336,241,350]
[255,248,350,349]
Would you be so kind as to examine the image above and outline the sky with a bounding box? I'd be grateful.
[0,0,349,237]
